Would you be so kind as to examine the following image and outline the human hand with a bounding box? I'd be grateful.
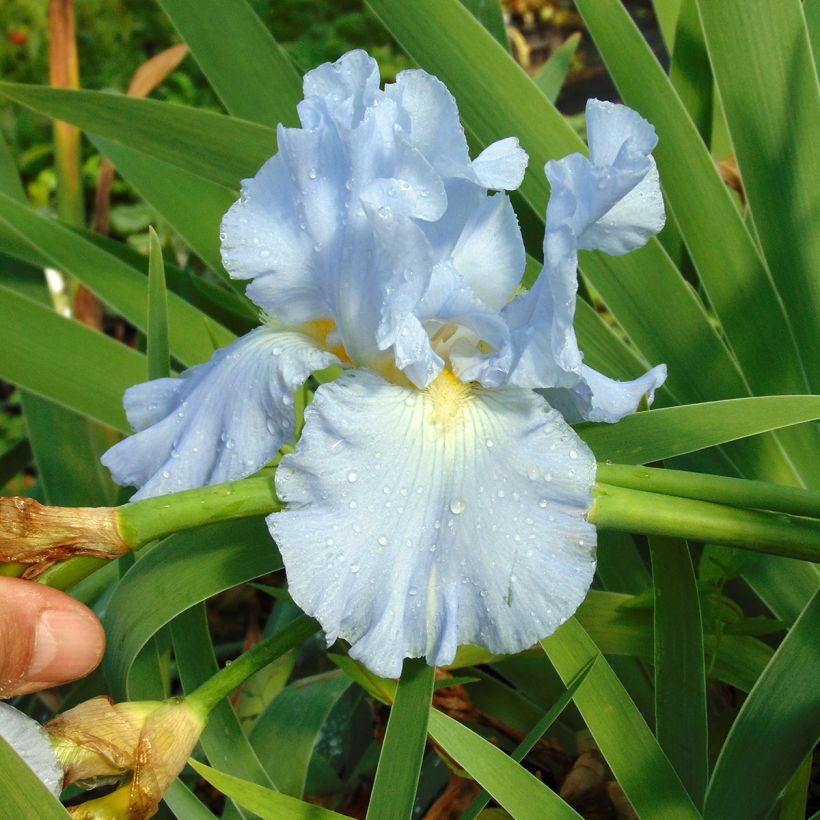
[0,577,105,698]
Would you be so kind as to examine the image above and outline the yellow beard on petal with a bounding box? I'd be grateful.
[425,369,473,432]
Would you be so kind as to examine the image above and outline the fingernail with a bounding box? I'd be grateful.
[28,609,103,682]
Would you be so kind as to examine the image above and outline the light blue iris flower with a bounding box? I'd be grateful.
[102,51,666,678]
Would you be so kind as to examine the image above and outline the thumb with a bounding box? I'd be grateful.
[0,578,105,698]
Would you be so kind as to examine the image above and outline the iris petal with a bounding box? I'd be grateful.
[0,703,63,797]
[501,99,666,418]
[101,325,338,500]
[269,370,597,678]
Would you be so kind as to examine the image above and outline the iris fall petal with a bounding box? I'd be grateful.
[269,370,597,678]
[102,325,338,500]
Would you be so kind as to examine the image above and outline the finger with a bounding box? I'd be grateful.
[0,578,105,698]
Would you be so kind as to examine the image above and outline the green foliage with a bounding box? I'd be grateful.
[0,1,818,818]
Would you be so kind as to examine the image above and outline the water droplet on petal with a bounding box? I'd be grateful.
[539,498,549,508]
[308,168,317,179]
[350,563,360,574]
[527,467,539,481]
[161,470,170,479]
[569,449,578,460]
[449,498,466,514]
[408,586,418,596]
[377,535,388,546]
[347,471,358,483]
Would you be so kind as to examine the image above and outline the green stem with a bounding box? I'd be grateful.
[598,462,820,518]
[118,475,279,546]
[187,616,319,714]
[591,484,820,562]
[37,476,280,590]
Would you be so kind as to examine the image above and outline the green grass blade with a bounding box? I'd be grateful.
[704,588,820,820]
[188,760,348,819]
[460,0,510,51]
[577,591,771,694]
[806,0,820,67]
[573,0,809,402]
[367,659,435,820]
[532,32,582,103]
[250,675,352,797]
[428,710,581,820]
[90,135,237,278]
[541,619,701,819]
[0,83,277,190]
[578,395,820,465]
[164,780,219,819]
[0,194,235,366]
[157,0,301,126]
[778,753,813,820]
[0,285,143,432]
[461,661,593,820]
[102,518,280,698]
[21,393,117,506]
[668,0,712,141]
[147,226,170,381]
[697,0,820,391]
[0,737,70,818]
[650,0,682,53]
[650,537,707,807]
[0,128,26,201]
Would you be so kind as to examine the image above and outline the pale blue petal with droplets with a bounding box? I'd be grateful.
[540,363,668,424]
[221,50,527,387]
[471,137,529,190]
[101,325,338,500]
[498,99,666,419]
[269,369,596,679]
[0,703,63,797]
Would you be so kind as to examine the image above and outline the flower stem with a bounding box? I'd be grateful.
[36,475,280,590]
[591,483,820,562]
[117,475,280,546]
[597,462,820,518]
[187,615,320,715]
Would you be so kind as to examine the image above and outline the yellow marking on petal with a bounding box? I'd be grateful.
[426,369,473,432]
[302,317,352,364]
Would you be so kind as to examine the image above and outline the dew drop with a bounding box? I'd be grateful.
[161,470,170,479]
[544,471,553,482]
[377,535,388,546]
[347,470,358,483]
[479,589,487,598]
[350,563,360,574]
[569,449,578,460]
[308,168,317,179]
[449,498,466,514]
[408,586,418,596]
[538,498,549,508]
[383,486,391,495]
[349,500,357,509]
[527,466,539,480]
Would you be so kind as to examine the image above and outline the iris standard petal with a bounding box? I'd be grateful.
[269,369,597,679]
[502,99,665,411]
[0,703,63,797]
[102,325,338,500]
[471,137,529,190]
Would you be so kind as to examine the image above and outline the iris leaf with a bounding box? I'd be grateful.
[367,659,435,820]
[541,618,700,818]
[157,0,302,126]
[0,285,143,432]
[704,588,820,820]
[102,518,281,699]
